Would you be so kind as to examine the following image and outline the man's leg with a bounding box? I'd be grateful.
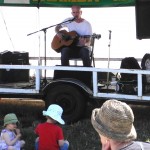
[79,47,91,67]
[61,47,71,66]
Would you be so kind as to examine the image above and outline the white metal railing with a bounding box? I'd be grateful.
[0,64,150,101]
[29,57,142,62]
[93,68,150,101]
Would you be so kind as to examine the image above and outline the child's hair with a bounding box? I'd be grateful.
[46,116,57,123]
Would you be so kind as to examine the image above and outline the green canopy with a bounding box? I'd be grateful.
[0,0,135,7]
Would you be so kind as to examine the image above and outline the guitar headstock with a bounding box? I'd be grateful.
[92,33,101,39]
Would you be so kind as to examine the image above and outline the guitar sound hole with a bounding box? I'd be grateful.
[62,35,71,41]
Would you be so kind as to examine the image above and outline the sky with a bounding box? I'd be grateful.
[0,6,150,69]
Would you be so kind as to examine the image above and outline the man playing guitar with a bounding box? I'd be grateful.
[54,5,92,67]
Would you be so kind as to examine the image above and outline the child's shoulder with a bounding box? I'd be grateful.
[0,129,10,139]
[1,129,8,133]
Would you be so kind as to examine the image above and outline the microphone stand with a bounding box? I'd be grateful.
[106,30,112,90]
[27,19,73,86]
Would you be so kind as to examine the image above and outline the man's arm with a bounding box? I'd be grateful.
[78,37,92,47]
[55,24,62,33]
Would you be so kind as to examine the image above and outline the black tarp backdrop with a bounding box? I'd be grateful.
[135,0,150,39]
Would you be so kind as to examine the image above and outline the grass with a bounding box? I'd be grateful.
[0,98,150,150]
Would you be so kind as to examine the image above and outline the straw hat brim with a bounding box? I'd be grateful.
[91,108,137,141]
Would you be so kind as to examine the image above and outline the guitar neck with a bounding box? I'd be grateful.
[79,35,92,38]
[79,34,101,39]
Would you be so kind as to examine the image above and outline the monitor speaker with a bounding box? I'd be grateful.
[135,0,150,39]
[54,66,92,88]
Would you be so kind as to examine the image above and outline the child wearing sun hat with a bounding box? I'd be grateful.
[35,104,69,150]
[91,99,150,150]
[0,113,25,150]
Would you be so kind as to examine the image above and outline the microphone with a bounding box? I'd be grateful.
[61,17,76,25]
[109,30,112,39]
[69,17,76,22]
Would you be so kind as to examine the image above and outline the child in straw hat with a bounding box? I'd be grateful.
[91,99,150,150]
[34,104,69,150]
[0,113,25,150]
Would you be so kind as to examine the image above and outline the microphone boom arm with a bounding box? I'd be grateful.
[27,19,74,36]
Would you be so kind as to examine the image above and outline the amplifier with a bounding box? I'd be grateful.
[0,50,12,64]
[0,51,29,83]
[12,51,29,65]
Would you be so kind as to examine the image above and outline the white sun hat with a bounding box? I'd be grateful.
[43,104,65,125]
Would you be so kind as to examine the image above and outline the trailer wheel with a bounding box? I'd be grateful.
[44,84,85,124]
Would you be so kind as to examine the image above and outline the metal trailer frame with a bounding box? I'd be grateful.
[0,64,150,101]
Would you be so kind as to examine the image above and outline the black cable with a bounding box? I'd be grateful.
[37,0,41,9]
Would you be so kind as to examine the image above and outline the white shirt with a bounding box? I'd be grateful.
[61,17,92,36]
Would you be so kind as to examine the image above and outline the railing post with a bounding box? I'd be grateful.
[35,68,40,91]
[93,71,98,96]
[138,73,142,97]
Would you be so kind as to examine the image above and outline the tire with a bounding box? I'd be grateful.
[44,84,86,124]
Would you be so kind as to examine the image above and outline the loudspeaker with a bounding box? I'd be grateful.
[54,66,92,87]
[0,51,29,83]
[12,51,29,65]
[0,50,12,64]
[135,0,150,39]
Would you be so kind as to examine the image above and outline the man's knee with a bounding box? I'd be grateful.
[61,47,70,54]
[80,47,90,57]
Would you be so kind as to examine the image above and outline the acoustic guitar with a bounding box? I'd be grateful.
[51,30,101,53]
